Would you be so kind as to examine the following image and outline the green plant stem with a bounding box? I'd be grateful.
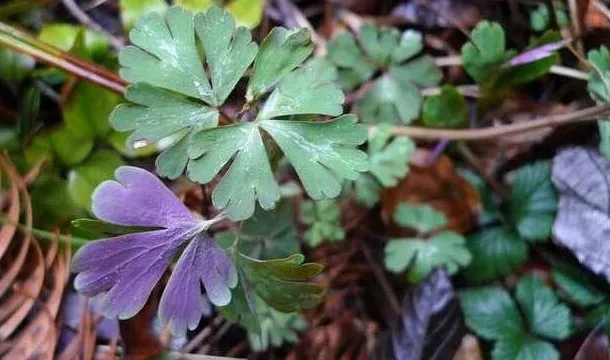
[0,21,126,93]
[0,215,89,247]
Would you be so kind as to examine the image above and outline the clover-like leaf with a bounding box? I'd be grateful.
[246,27,313,100]
[300,199,344,247]
[111,83,219,178]
[248,296,307,351]
[462,226,528,283]
[367,126,415,187]
[235,253,326,313]
[393,202,447,234]
[71,166,235,335]
[119,7,213,102]
[515,274,572,340]
[461,21,506,83]
[326,32,376,90]
[385,232,472,282]
[509,161,557,241]
[354,173,382,208]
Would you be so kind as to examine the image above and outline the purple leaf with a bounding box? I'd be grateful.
[72,166,234,335]
[504,39,571,67]
[160,234,237,335]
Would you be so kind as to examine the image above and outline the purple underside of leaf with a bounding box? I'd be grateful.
[72,166,233,333]
[160,234,238,335]
[504,39,570,67]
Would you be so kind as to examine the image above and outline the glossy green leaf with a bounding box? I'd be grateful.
[50,125,95,166]
[111,83,218,178]
[462,227,528,283]
[509,161,557,241]
[515,275,572,340]
[393,202,447,233]
[17,85,40,140]
[235,253,326,312]
[459,287,524,340]
[300,199,344,247]
[216,200,299,259]
[246,27,313,100]
[493,334,559,360]
[385,232,471,282]
[65,82,120,140]
[461,21,506,84]
[551,269,606,308]
[422,86,468,129]
[120,0,168,31]
[71,218,162,239]
[67,150,125,210]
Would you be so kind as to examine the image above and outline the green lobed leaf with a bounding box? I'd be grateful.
[422,86,468,129]
[300,199,344,247]
[67,150,125,210]
[509,161,557,242]
[326,32,376,90]
[111,83,218,178]
[71,218,162,239]
[235,253,326,313]
[50,124,95,166]
[461,21,506,84]
[246,27,313,100]
[393,202,447,234]
[247,296,307,351]
[530,4,550,32]
[515,274,572,340]
[367,125,415,187]
[384,232,472,282]
[354,173,382,208]
[358,74,421,125]
[459,287,524,340]
[462,226,528,283]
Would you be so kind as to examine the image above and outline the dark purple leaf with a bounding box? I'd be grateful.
[373,270,466,360]
[72,166,235,335]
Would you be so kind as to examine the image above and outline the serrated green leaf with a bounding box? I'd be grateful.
[551,269,607,308]
[246,27,312,100]
[67,150,125,210]
[300,199,344,247]
[326,32,376,89]
[515,274,572,340]
[493,334,559,360]
[194,6,257,105]
[257,58,343,119]
[188,122,280,220]
[461,21,506,83]
[259,115,368,199]
[111,83,218,178]
[119,7,214,103]
[422,85,467,129]
[235,253,326,312]
[509,161,557,241]
[367,125,414,187]
[462,226,528,283]
[384,231,471,282]
[120,0,168,31]
[459,287,524,340]
[216,200,299,259]
[393,202,447,233]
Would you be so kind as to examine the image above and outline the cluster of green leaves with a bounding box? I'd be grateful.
[300,199,344,247]
[384,203,472,283]
[461,21,560,91]
[587,46,610,159]
[460,162,557,283]
[460,275,572,360]
[529,3,569,32]
[247,296,307,351]
[112,6,369,221]
[326,24,442,124]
